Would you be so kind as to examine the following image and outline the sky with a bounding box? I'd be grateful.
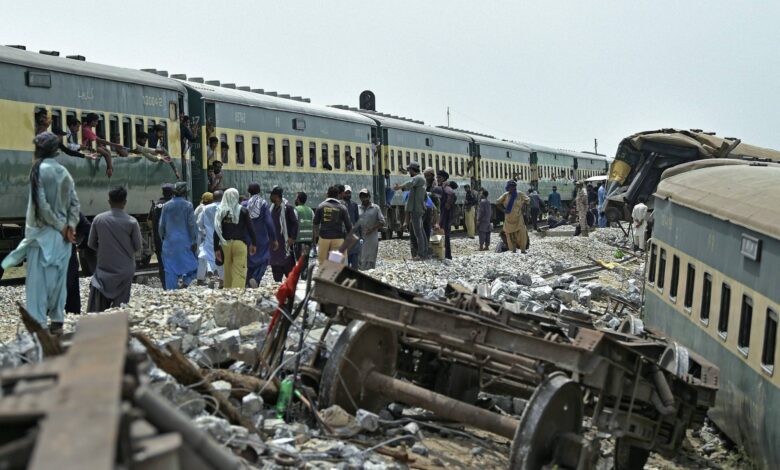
[5,1,779,157]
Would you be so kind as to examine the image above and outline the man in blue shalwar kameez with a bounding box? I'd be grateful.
[242,183,276,287]
[1,132,80,334]
[159,182,198,289]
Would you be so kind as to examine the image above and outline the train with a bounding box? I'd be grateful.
[643,159,779,469]
[0,44,609,273]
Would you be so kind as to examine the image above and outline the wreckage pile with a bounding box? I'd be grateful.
[0,230,747,469]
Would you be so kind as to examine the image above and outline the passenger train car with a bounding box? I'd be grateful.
[644,159,779,469]
[0,44,608,272]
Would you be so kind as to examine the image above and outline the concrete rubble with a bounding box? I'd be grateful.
[0,229,749,469]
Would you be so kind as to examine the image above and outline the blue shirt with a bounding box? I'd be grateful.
[159,196,198,275]
[547,191,562,210]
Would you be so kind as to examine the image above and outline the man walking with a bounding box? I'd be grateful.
[464,184,477,238]
[2,132,80,334]
[313,186,352,266]
[395,162,428,260]
[477,190,492,251]
[547,185,562,213]
[352,189,385,270]
[575,181,589,237]
[342,186,361,268]
[528,190,542,232]
[268,186,299,281]
[159,182,198,289]
[496,180,530,254]
[294,192,313,261]
[243,183,275,287]
[435,170,455,260]
[87,187,142,312]
[150,183,174,285]
[631,196,649,251]
[197,190,222,284]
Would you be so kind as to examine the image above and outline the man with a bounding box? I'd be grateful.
[394,162,428,260]
[383,169,396,209]
[631,196,649,251]
[294,192,313,261]
[496,180,530,254]
[342,185,361,268]
[1,132,80,334]
[528,190,542,232]
[149,124,180,179]
[132,131,170,162]
[547,209,568,229]
[547,185,562,213]
[575,181,589,237]
[313,186,352,266]
[597,182,607,228]
[197,190,223,284]
[150,183,173,285]
[86,187,142,312]
[464,184,477,238]
[65,213,93,314]
[180,115,198,156]
[206,136,219,166]
[209,160,224,192]
[352,189,385,270]
[159,182,198,289]
[477,190,492,251]
[422,167,437,241]
[81,113,113,177]
[268,186,299,281]
[243,183,276,287]
[434,170,455,260]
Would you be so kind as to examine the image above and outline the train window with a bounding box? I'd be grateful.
[449,156,453,175]
[309,142,317,168]
[700,273,712,323]
[159,121,168,149]
[321,143,329,169]
[648,244,657,283]
[296,140,304,167]
[718,283,731,337]
[738,295,753,354]
[334,144,341,169]
[406,151,410,167]
[220,133,228,163]
[96,114,106,140]
[267,138,276,166]
[282,139,291,167]
[122,117,132,148]
[50,109,62,134]
[657,249,667,290]
[397,150,402,172]
[235,135,245,164]
[366,147,371,171]
[109,115,121,150]
[390,150,395,171]
[252,137,261,165]
[413,152,418,162]
[762,309,777,372]
[135,118,145,140]
[669,255,680,300]
[145,119,156,144]
[355,147,362,171]
[345,146,354,171]
[684,263,695,310]
[435,155,439,172]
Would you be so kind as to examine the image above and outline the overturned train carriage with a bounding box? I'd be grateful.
[644,159,780,469]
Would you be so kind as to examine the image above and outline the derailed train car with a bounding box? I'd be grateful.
[644,159,780,468]
[604,128,780,222]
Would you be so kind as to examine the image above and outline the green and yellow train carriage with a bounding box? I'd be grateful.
[468,134,532,210]
[644,159,780,469]
[0,46,188,271]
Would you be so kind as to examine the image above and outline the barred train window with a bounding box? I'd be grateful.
[282,139,290,167]
[365,147,371,172]
[669,255,680,300]
[235,135,245,164]
[406,151,410,167]
[51,109,62,134]
[718,283,731,336]
[296,140,304,167]
[309,142,316,168]
[267,138,276,166]
[122,117,132,148]
[356,147,362,171]
[220,133,228,163]
[657,249,667,289]
[345,146,352,170]
[334,144,340,169]
[738,295,753,353]
[762,309,777,371]
[684,263,695,309]
[648,244,657,283]
[390,150,395,171]
[700,273,712,322]
[397,150,402,171]
[252,137,260,165]
[109,115,120,147]
[321,143,329,168]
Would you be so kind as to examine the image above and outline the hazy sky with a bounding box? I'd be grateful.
[6,1,779,157]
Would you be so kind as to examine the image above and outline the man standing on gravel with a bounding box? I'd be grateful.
[575,181,589,237]
[496,180,530,254]
[150,183,174,286]
[87,187,142,311]
[197,190,223,285]
[159,182,198,289]
[463,184,478,239]
[394,162,428,260]
[313,186,352,266]
[243,183,276,287]
[352,189,385,270]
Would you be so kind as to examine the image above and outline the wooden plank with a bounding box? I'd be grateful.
[28,313,128,470]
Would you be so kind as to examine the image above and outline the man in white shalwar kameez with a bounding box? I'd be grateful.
[632,196,649,251]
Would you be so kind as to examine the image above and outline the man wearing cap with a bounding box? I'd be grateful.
[268,186,299,281]
[496,180,530,254]
[150,183,174,285]
[463,184,477,239]
[547,185,562,213]
[159,182,198,289]
[2,132,80,333]
[434,170,455,260]
[313,186,352,266]
[394,162,428,260]
[342,185,361,268]
[352,189,385,270]
[197,190,223,285]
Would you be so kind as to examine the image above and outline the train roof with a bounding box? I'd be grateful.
[523,142,608,161]
[180,81,375,125]
[656,159,780,240]
[353,111,471,141]
[621,129,780,162]
[0,46,186,93]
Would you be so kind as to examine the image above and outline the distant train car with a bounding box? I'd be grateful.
[527,144,577,205]
[470,134,532,202]
[573,151,610,181]
[605,129,780,223]
[644,159,780,469]
[180,81,376,207]
[0,46,188,274]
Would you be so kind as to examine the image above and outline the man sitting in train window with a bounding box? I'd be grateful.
[180,115,198,156]
[296,146,305,167]
[345,153,355,171]
[206,137,219,165]
[34,108,52,135]
[322,154,332,171]
[109,132,129,157]
[56,116,95,160]
[82,113,114,177]
[132,131,164,161]
[209,161,224,192]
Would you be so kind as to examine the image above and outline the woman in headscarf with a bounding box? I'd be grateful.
[214,188,257,288]
[2,132,80,334]
[496,180,530,254]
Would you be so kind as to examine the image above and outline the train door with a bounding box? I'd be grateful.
[530,152,538,189]
[470,141,480,189]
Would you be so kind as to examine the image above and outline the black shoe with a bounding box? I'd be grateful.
[49,322,64,336]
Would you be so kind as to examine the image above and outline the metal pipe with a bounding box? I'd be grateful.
[365,371,519,439]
